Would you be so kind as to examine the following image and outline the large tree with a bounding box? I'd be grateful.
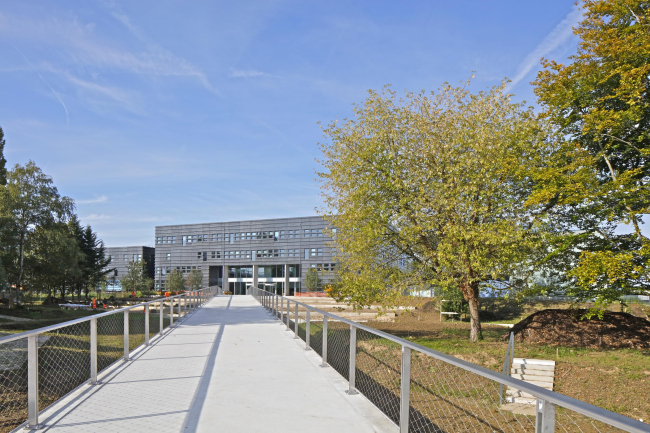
[318,82,551,341]
[0,161,74,304]
[532,0,650,308]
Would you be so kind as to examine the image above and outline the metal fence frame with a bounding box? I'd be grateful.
[251,288,648,433]
[0,288,213,431]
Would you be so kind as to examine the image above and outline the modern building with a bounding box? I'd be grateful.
[104,246,156,291]
[154,216,337,295]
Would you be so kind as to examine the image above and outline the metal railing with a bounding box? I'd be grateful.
[251,288,649,433]
[0,288,213,432]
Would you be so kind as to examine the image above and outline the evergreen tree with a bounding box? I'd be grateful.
[0,127,7,186]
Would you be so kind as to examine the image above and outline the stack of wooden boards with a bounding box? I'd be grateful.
[505,358,556,405]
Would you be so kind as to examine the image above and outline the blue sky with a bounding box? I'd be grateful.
[0,0,583,246]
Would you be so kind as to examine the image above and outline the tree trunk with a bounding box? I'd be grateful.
[459,281,483,342]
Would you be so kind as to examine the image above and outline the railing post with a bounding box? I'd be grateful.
[536,399,556,433]
[280,297,284,325]
[27,334,39,428]
[346,325,358,395]
[320,316,328,367]
[177,297,181,320]
[305,309,311,350]
[169,299,174,327]
[294,302,300,339]
[90,318,98,384]
[144,304,150,346]
[400,346,411,433]
[285,299,290,330]
[159,300,164,335]
[123,309,130,361]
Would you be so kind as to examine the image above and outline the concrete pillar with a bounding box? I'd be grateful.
[284,264,290,296]
[253,265,259,292]
[223,265,229,293]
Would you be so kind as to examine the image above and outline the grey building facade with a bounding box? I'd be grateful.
[154,216,337,295]
[104,246,156,291]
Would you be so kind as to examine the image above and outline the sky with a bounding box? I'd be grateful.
[0,0,584,247]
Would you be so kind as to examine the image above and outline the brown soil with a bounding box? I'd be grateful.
[508,309,650,349]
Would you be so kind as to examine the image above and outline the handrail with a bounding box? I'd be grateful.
[254,289,649,433]
[0,291,199,344]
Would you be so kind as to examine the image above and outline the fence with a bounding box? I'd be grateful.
[252,288,649,433]
[0,288,213,432]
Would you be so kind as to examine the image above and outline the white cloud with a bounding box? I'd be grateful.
[229,69,267,78]
[77,195,108,204]
[0,11,219,95]
[507,5,583,91]
[81,213,112,221]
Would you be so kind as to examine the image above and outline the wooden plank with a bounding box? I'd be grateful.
[506,389,535,399]
[511,374,554,383]
[511,364,555,372]
[505,396,536,405]
[513,358,555,366]
[511,367,555,375]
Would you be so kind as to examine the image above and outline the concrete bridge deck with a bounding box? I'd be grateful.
[32,296,397,433]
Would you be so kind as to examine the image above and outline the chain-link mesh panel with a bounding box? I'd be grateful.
[162,301,172,331]
[39,322,91,412]
[97,312,124,373]
[355,329,402,425]
[326,319,350,381]
[555,406,630,433]
[0,337,29,433]
[128,310,146,351]
[408,351,536,433]
[297,305,307,342]
[148,306,160,338]
[309,316,323,357]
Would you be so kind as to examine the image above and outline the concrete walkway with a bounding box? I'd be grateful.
[35,296,397,433]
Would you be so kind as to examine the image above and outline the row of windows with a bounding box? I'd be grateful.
[156,228,336,245]
[310,263,336,272]
[156,266,202,276]
[108,254,143,263]
[165,248,329,261]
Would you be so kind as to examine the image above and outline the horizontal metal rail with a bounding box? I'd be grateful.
[252,288,649,433]
[0,288,213,432]
[0,292,193,345]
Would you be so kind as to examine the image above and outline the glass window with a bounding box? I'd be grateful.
[166,253,171,260]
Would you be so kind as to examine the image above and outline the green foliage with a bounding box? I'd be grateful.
[165,269,185,293]
[120,259,153,294]
[0,127,7,186]
[186,269,203,290]
[305,267,321,291]
[0,161,74,304]
[318,81,553,341]
[532,0,650,307]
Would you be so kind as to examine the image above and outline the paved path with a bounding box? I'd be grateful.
[36,296,396,433]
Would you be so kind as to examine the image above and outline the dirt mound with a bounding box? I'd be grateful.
[507,309,650,349]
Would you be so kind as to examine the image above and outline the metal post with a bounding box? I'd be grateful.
[400,346,412,433]
[124,309,130,361]
[320,316,328,367]
[305,309,311,350]
[294,303,300,339]
[159,300,164,335]
[286,300,290,330]
[280,297,284,325]
[536,399,556,433]
[90,318,98,384]
[347,326,358,395]
[27,334,40,428]
[177,297,181,320]
[144,304,150,346]
[169,299,174,327]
